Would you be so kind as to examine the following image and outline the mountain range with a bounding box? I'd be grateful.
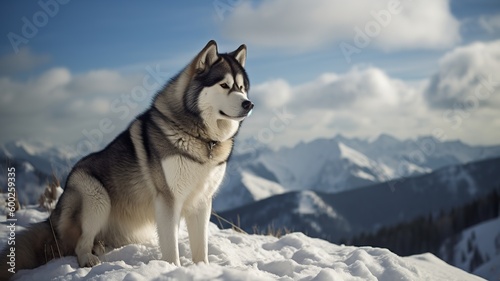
[213,134,500,211]
[2,135,500,211]
[0,139,79,204]
[214,156,500,242]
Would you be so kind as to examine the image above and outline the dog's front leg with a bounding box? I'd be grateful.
[155,196,181,266]
[185,200,211,263]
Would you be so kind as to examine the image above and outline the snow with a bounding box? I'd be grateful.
[225,136,499,210]
[258,139,334,191]
[353,170,376,181]
[21,163,34,173]
[294,191,338,219]
[474,254,500,280]
[1,139,79,182]
[399,161,432,175]
[440,217,500,280]
[14,140,40,156]
[0,204,485,281]
[240,171,286,201]
[12,139,79,160]
[407,253,485,281]
[338,142,372,169]
[254,139,392,195]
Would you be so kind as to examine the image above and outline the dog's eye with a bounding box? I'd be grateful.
[220,83,229,89]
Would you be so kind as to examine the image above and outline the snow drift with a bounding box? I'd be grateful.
[0,204,484,281]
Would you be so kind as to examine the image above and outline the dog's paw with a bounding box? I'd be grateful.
[92,241,106,256]
[78,253,101,267]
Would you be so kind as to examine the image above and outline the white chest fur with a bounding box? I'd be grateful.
[160,155,226,210]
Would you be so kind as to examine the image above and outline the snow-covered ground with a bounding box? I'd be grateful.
[0,204,485,281]
[440,217,500,280]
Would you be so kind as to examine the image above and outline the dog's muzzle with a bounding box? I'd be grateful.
[241,100,254,115]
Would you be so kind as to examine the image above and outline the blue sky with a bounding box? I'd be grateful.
[0,0,499,152]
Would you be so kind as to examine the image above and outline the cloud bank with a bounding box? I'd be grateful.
[241,40,500,147]
[1,41,499,149]
[0,67,151,146]
[220,0,460,52]
[424,40,500,109]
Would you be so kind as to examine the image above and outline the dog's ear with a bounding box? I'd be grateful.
[195,40,219,73]
[230,44,247,67]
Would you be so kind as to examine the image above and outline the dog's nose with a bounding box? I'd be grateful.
[242,100,254,111]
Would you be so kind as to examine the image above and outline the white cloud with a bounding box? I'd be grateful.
[0,47,50,76]
[0,67,149,145]
[34,68,72,98]
[240,66,429,147]
[71,70,138,96]
[240,41,500,148]
[289,67,418,110]
[67,98,111,115]
[220,0,460,52]
[2,41,498,150]
[0,68,69,116]
[373,0,461,50]
[252,79,292,108]
[424,40,500,109]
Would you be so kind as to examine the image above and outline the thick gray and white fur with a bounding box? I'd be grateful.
[0,40,252,279]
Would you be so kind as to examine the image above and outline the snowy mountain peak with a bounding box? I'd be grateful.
[14,139,52,156]
[5,139,79,159]
[3,135,500,213]
[213,135,500,211]
[338,142,372,168]
[371,133,401,147]
[1,139,79,174]
[294,191,338,219]
[240,171,286,201]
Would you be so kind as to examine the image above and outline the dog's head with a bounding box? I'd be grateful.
[184,41,252,139]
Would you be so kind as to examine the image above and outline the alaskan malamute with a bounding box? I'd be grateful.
[1,40,252,278]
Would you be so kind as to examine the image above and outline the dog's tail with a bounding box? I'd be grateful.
[0,220,59,280]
